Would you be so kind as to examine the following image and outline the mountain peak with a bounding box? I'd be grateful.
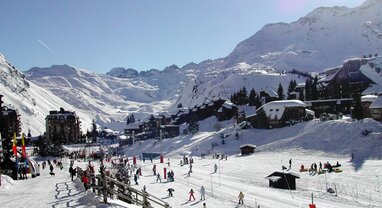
[27,64,80,77]
[224,0,381,72]
[106,67,138,78]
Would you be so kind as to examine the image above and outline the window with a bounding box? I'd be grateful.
[275,109,279,111]
[269,109,273,111]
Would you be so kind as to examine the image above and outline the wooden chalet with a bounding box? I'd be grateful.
[160,125,180,138]
[254,100,308,128]
[240,144,256,155]
[259,87,278,105]
[266,171,300,190]
[318,58,375,101]
[217,101,238,121]
[369,94,382,121]
[361,95,378,118]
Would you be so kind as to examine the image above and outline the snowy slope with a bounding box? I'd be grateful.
[223,0,382,72]
[0,54,93,135]
[2,117,382,208]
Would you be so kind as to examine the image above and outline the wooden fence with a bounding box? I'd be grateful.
[77,167,171,208]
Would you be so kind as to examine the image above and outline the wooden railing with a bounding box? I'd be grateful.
[77,167,171,208]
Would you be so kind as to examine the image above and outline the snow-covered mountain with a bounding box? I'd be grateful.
[223,0,382,72]
[26,64,186,122]
[19,0,382,131]
[0,54,93,135]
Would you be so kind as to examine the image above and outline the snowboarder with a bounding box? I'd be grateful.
[156,173,162,183]
[238,191,244,204]
[200,185,206,200]
[189,189,196,201]
[214,164,218,173]
[167,188,174,197]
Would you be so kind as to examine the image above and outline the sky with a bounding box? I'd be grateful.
[0,0,365,74]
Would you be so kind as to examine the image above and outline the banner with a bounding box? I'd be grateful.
[21,134,26,158]
[12,132,17,157]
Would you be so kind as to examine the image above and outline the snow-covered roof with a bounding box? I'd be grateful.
[369,96,382,109]
[240,144,256,149]
[222,101,236,109]
[295,83,305,88]
[362,84,382,95]
[158,111,172,118]
[361,95,378,103]
[257,100,306,120]
[119,135,127,140]
[266,176,281,182]
[261,87,278,97]
[126,123,141,130]
[305,109,315,115]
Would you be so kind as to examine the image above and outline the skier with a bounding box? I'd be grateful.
[69,166,74,181]
[319,162,323,172]
[188,189,196,201]
[50,163,54,174]
[167,188,174,197]
[156,173,162,183]
[200,185,206,200]
[153,164,156,175]
[134,174,139,185]
[289,159,292,169]
[82,171,90,191]
[238,191,244,204]
[214,164,218,173]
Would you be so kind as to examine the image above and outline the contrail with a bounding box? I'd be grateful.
[38,39,56,54]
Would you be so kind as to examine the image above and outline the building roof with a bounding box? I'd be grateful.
[222,101,237,109]
[257,100,306,120]
[370,96,382,109]
[361,95,378,103]
[240,144,256,149]
[261,87,278,97]
[158,111,172,118]
[266,171,300,179]
[126,123,141,130]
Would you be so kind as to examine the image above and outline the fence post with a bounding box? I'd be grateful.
[103,175,107,204]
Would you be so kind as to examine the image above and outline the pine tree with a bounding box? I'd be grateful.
[277,83,285,100]
[311,76,318,100]
[305,78,312,101]
[248,88,258,106]
[287,80,297,99]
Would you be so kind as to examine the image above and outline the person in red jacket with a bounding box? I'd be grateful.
[82,171,90,191]
[188,189,196,201]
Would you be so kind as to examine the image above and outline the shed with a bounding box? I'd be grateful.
[239,144,256,155]
[265,171,300,190]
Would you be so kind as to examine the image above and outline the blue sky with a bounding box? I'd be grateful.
[0,0,365,73]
